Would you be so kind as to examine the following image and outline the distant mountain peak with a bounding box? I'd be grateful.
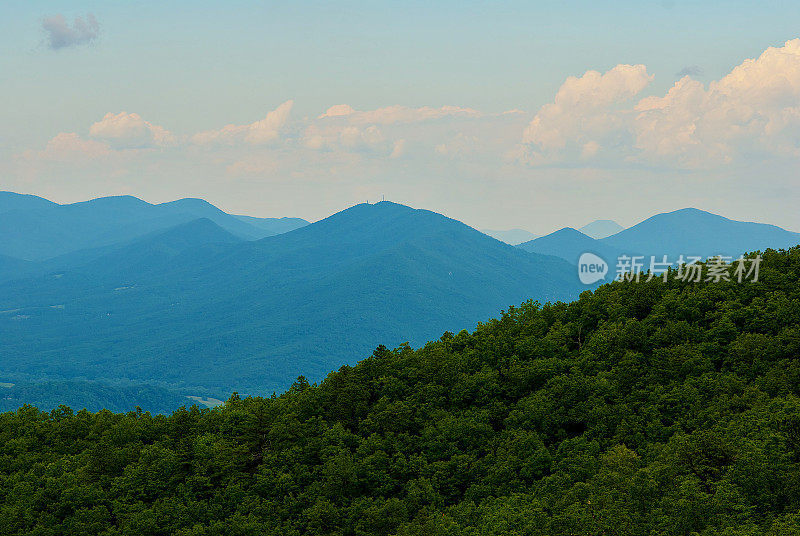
[655,207,726,220]
[159,197,220,210]
[601,208,800,258]
[363,200,416,212]
[578,219,624,239]
[551,227,589,237]
[517,226,634,266]
[317,201,426,228]
[481,228,538,246]
[71,195,151,209]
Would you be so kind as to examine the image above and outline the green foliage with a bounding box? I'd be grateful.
[1,247,799,535]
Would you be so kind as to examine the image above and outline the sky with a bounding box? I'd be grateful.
[1,1,800,234]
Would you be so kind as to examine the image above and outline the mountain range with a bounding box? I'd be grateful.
[0,201,582,400]
[517,227,632,265]
[0,191,309,262]
[601,208,800,259]
[1,194,798,412]
[484,219,623,246]
[519,208,800,271]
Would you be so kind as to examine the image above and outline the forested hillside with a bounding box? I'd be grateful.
[0,201,581,395]
[2,247,799,535]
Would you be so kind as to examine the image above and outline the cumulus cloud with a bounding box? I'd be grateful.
[192,100,294,145]
[318,104,481,124]
[35,132,112,161]
[308,104,489,158]
[518,39,800,168]
[42,14,99,50]
[13,133,121,184]
[89,112,175,149]
[318,104,356,119]
[634,38,800,166]
[519,64,653,164]
[304,124,387,153]
[13,98,507,190]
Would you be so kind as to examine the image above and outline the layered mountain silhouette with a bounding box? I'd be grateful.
[517,227,631,265]
[0,192,309,261]
[578,219,623,239]
[601,208,800,258]
[234,214,309,235]
[0,219,242,284]
[3,193,799,411]
[481,228,538,245]
[519,208,800,267]
[0,201,581,395]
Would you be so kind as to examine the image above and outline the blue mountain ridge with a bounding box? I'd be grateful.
[0,201,582,396]
[519,209,800,272]
[0,192,309,261]
[3,196,798,413]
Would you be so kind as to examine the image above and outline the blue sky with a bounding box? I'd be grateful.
[2,1,800,233]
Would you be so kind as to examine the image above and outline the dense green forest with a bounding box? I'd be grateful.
[2,247,800,535]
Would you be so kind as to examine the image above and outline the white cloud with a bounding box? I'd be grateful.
[318,104,356,119]
[191,100,294,145]
[519,39,800,168]
[13,133,123,184]
[519,64,652,164]
[304,124,387,153]
[308,104,491,158]
[35,133,112,161]
[42,14,99,50]
[318,104,481,125]
[633,38,800,166]
[89,112,175,149]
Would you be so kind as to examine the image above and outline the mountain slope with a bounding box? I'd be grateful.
[0,195,207,260]
[0,254,35,283]
[71,217,244,279]
[601,208,800,258]
[0,191,57,214]
[0,194,294,261]
[517,227,629,266]
[235,214,310,235]
[0,202,583,394]
[0,217,243,283]
[156,198,283,239]
[519,209,800,270]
